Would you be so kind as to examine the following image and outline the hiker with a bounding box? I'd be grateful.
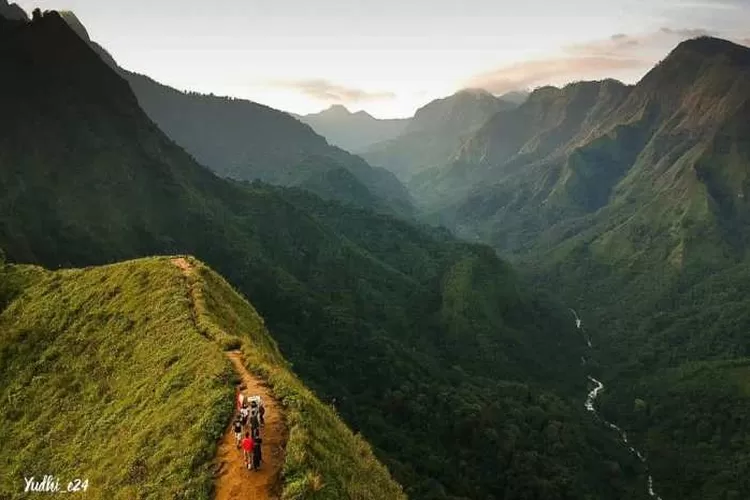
[249,412,260,435]
[239,403,249,428]
[241,432,254,468]
[259,403,266,426]
[233,418,243,449]
[252,437,262,471]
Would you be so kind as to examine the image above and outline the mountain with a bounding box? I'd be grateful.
[437,37,750,255]
[362,88,518,182]
[123,72,414,216]
[0,11,644,499]
[0,0,26,20]
[415,36,750,500]
[297,104,409,152]
[57,12,413,217]
[413,78,632,218]
[0,256,405,499]
[499,90,531,105]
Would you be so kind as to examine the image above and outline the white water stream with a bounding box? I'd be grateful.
[573,310,663,500]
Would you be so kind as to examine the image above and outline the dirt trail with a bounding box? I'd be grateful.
[171,257,287,499]
[214,352,287,500]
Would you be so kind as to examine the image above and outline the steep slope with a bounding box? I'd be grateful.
[297,104,409,152]
[420,37,750,500]
[57,11,412,216]
[414,79,632,217]
[124,71,413,216]
[440,38,750,257]
[0,12,644,499]
[362,89,516,181]
[0,256,404,499]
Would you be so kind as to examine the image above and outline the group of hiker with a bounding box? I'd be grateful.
[233,390,266,472]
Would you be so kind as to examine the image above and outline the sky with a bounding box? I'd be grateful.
[15,0,750,118]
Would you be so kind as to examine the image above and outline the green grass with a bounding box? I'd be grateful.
[0,256,405,500]
[0,257,234,499]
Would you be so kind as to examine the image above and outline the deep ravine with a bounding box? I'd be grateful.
[573,310,663,500]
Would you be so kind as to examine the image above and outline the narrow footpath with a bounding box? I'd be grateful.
[171,257,287,499]
[213,351,286,500]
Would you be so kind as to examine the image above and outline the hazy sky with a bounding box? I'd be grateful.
[15,0,750,118]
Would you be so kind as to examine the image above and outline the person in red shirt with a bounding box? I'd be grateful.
[241,432,254,469]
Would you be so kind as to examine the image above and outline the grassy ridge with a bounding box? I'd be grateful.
[0,256,405,499]
[0,258,234,499]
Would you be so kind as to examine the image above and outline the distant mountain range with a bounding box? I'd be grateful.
[411,78,632,211]
[361,89,521,181]
[426,37,750,259]
[295,104,409,152]
[56,12,414,217]
[295,90,529,183]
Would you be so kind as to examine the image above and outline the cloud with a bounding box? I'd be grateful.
[466,56,643,95]
[670,0,747,10]
[271,79,395,103]
[466,26,725,93]
[567,28,715,57]
[658,27,714,38]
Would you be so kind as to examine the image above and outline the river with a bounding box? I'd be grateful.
[573,310,663,500]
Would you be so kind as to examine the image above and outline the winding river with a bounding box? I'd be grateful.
[572,310,663,500]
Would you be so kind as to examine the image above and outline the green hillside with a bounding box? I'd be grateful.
[0,256,404,499]
[0,11,646,499]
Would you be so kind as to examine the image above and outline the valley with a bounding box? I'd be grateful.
[373,34,750,500]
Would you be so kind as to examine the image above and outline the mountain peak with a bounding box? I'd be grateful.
[324,103,352,115]
[455,87,495,98]
[352,109,375,118]
[0,0,28,21]
[667,36,750,65]
[498,90,530,105]
[58,11,90,41]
